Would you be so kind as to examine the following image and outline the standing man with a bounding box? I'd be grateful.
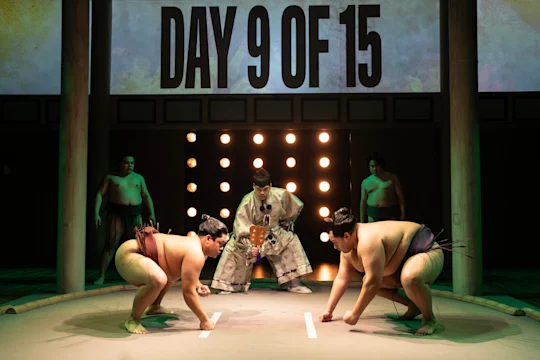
[94,154,156,285]
[211,168,313,294]
[360,153,406,222]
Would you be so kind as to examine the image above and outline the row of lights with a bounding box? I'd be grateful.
[186,132,331,145]
[187,156,329,170]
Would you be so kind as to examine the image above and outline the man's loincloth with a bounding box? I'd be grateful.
[390,225,438,283]
[134,225,159,264]
[367,204,400,221]
[106,202,143,241]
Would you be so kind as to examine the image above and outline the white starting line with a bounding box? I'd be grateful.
[199,312,222,338]
[199,312,318,339]
[304,312,318,338]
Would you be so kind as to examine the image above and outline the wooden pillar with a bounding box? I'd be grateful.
[88,0,112,268]
[57,0,90,293]
[448,0,483,295]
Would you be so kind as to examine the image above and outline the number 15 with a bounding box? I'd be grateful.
[340,5,382,88]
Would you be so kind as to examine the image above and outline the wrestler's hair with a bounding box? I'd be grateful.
[198,214,229,239]
[324,207,357,237]
[117,154,135,164]
[367,153,385,168]
[252,168,272,187]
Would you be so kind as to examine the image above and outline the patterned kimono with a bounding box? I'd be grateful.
[211,187,313,292]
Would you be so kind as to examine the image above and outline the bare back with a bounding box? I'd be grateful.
[362,172,398,207]
[154,234,205,282]
[106,172,144,205]
[344,221,421,276]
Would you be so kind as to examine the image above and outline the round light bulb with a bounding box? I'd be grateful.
[286,157,296,168]
[220,133,231,144]
[286,182,297,192]
[253,158,263,168]
[186,132,197,142]
[220,208,230,218]
[253,134,264,144]
[320,232,330,242]
[319,181,330,192]
[220,182,230,192]
[319,207,330,217]
[187,183,197,192]
[319,132,329,143]
[285,133,296,144]
[187,207,197,217]
[187,158,197,168]
[319,157,330,168]
[220,158,230,168]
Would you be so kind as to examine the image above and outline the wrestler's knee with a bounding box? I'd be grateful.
[148,271,168,289]
[400,271,423,288]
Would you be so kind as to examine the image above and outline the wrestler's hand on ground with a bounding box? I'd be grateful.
[343,311,360,326]
[197,285,211,297]
[95,215,101,228]
[200,319,215,330]
[251,246,259,257]
[319,311,333,322]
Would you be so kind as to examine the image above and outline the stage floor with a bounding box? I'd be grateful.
[1,286,539,360]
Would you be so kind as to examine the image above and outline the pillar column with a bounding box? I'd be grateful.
[57,0,90,293]
[448,0,483,295]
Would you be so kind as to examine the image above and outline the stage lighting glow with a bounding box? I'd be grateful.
[319,181,330,192]
[319,207,330,217]
[285,133,296,144]
[220,182,230,192]
[187,183,197,192]
[253,133,264,144]
[319,157,330,168]
[220,133,231,144]
[286,157,296,168]
[220,208,230,218]
[187,207,197,217]
[320,232,330,242]
[187,231,197,237]
[186,132,197,142]
[253,158,263,168]
[286,182,297,192]
[187,158,197,168]
[220,158,230,168]
[319,132,329,143]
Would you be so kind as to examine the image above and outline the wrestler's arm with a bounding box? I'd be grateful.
[350,241,385,318]
[359,180,368,223]
[324,252,355,314]
[94,175,110,219]
[140,175,156,221]
[181,252,210,322]
[393,175,406,220]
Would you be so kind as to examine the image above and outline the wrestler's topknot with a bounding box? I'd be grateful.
[327,207,357,237]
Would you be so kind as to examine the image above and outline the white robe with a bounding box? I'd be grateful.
[211,187,313,292]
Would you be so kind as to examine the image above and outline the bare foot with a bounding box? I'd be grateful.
[398,303,421,320]
[125,319,148,334]
[93,276,104,285]
[415,319,437,336]
[146,305,176,315]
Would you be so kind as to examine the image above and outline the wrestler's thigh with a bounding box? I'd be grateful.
[400,244,444,285]
[115,242,167,287]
